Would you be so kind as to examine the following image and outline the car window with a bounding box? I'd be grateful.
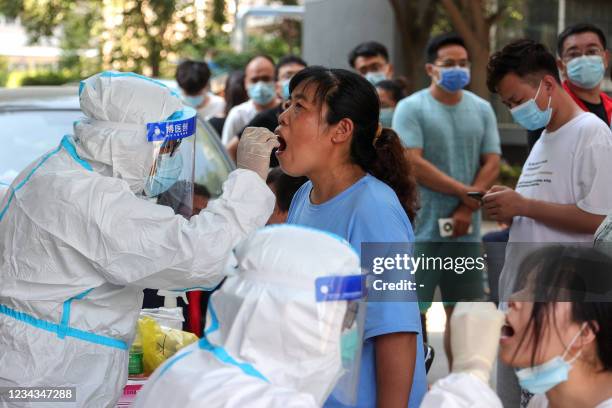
[0,110,83,184]
[193,118,234,198]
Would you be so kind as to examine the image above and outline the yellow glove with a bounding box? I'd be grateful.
[237,127,280,180]
[450,302,505,385]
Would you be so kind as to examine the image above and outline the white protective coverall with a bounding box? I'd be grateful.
[134,224,362,408]
[421,373,503,408]
[0,72,274,408]
[422,373,612,408]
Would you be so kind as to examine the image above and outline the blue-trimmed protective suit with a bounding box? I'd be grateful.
[0,72,274,407]
[133,225,362,408]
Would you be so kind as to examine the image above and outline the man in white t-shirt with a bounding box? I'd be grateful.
[221,55,279,145]
[484,39,612,408]
[176,59,226,120]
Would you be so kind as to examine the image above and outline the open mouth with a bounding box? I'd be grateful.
[501,321,515,339]
[275,130,287,154]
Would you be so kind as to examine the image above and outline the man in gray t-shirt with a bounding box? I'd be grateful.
[393,33,501,367]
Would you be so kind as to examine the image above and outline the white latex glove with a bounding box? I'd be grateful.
[450,302,505,385]
[236,127,280,180]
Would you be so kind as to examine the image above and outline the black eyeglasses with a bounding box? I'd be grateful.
[562,47,604,62]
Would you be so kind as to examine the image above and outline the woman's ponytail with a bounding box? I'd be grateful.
[369,127,419,222]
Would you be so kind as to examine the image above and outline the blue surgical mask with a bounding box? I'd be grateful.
[340,326,359,364]
[379,107,395,127]
[515,323,585,394]
[248,81,276,106]
[365,71,387,85]
[510,81,552,130]
[144,152,184,197]
[436,67,470,92]
[182,93,205,108]
[281,80,291,101]
[567,56,605,90]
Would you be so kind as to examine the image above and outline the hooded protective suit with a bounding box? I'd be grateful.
[0,72,274,408]
[133,225,363,408]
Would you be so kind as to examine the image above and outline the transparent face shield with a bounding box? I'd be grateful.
[314,273,366,406]
[143,107,197,217]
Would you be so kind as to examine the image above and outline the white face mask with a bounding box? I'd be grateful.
[365,71,387,85]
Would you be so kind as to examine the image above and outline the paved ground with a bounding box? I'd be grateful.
[424,303,449,384]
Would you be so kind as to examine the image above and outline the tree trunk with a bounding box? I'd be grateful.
[389,0,440,94]
[401,33,433,93]
[469,47,490,99]
[150,46,161,78]
[440,0,508,101]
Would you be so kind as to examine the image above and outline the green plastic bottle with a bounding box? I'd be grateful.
[128,331,144,378]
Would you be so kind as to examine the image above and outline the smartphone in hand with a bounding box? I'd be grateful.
[467,191,484,202]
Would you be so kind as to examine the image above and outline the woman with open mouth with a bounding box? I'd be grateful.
[276,65,425,407]
[421,245,612,408]
[499,246,612,408]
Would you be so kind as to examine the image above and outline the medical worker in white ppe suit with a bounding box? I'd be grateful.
[0,71,278,408]
[134,225,365,408]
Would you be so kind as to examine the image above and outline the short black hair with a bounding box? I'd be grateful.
[223,70,248,115]
[375,79,406,104]
[426,33,467,63]
[246,54,276,69]
[348,41,389,68]
[275,55,308,79]
[557,23,607,56]
[266,168,307,212]
[487,39,561,94]
[176,60,212,95]
[194,183,211,198]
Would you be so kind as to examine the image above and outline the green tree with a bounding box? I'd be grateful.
[0,0,102,82]
[108,0,198,77]
[190,0,232,60]
[58,1,103,78]
[0,56,9,86]
[0,0,204,78]
[0,0,103,80]
[0,0,75,42]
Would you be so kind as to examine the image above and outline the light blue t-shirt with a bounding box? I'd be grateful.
[287,174,427,408]
[392,89,501,242]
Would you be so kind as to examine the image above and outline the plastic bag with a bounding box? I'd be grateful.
[140,307,184,330]
[137,316,198,375]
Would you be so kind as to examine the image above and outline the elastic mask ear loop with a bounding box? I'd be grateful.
[534,80,543,100]
[561,322,587,363]
[534,80,552,112]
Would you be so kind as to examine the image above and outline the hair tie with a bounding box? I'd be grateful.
[373,123,383,146]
